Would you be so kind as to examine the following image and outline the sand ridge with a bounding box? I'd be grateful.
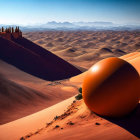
[0,59,80,124]
[23,100,139,140]
[0,36,81,81]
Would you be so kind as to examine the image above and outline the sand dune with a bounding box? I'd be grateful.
[26,100,139,140]
[0,31,140,139]
[0,59,79,124]
[24,31,140,69]
[0,72,47,124]
[70,52,140,84]
[0,52,139,140]
[0,97,75,140]
[0,36,81,81]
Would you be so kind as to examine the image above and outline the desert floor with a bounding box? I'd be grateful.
[24,31,140,69]
[0,31,140,140]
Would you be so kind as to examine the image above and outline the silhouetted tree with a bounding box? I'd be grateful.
[15,27,17,32]
[17,26,19,32]
[5,27,11,33]
[15,26,21,33]
[9,27,11,33]
[2,27,4,32]
[0,26,22,35]
[12,27,14,33]
[5,28,8,33]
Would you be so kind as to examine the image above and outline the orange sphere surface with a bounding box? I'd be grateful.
[82,57,140,117]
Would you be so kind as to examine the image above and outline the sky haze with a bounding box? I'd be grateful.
[0,0,139,25]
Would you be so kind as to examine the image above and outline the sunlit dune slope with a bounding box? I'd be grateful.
[26,100,139,140]
[70,52,140,84]
[0,97,75,140]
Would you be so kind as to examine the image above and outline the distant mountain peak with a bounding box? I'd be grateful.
[1,21,140,31]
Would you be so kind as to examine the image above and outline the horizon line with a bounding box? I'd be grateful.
[0,21,140,26]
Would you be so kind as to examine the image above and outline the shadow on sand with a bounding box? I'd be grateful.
[0,37,81,81]
[104,103,140,138]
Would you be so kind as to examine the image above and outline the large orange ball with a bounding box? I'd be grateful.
[82,57,140,117]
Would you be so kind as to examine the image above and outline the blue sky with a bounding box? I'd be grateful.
[0,0,140,25]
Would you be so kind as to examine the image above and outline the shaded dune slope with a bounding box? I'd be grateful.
[0,60,78,124]
[0,73,48,124]
[0,37,81,81]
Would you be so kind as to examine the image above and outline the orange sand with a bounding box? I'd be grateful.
[0,52,139,140]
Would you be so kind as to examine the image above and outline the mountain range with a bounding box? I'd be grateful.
[1,21,140,31]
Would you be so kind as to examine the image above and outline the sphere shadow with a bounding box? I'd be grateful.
[102,103,140,138]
